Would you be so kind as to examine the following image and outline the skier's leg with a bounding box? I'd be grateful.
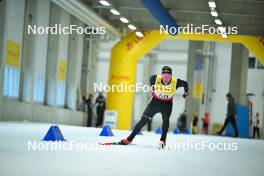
[127,103,158,141]
[160,104,172,142]
[127,116,150,141]
[147,120,152,132]
[160,115,170,141]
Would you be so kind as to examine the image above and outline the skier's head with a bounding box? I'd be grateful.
[226,92,233,101]
[161,66,172,83]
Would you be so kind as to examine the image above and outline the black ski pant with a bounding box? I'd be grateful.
[127,99,172,141]
[252,127,260,138]
[87,108,93,127]
[96,110,104,127]
[219,115,239,137]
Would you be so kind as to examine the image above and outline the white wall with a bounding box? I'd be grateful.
[133,61,145,126]
[65,16,84,110]
[0,0,6,117]
[33,0,50,99]
[0,1,87,126]
[247,69,264,129]
[22,0,50,103]
[0,99,85,126]
[2,0,25,98]
[209,42,232,129]
[3,0,25,46]
[95,40,118,87]
[46,5,70,106]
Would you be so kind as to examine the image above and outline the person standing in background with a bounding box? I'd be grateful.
[178,110,187,133]
[86,94,94,127]
[96,92,106,127]
[217,93,239,137]
[192,112,199,134]
[81,96,87,112]
[202,112,210,135]
[252,112,260,138]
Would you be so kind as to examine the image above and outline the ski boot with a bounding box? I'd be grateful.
[159,140,166,149]
[119,138,132,145]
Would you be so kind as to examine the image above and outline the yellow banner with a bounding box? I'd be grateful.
[192,83,203,98]
[5,40,21,68]
[58,60,66,81]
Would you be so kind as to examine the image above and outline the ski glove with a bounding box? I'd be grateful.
[183,92,190,98]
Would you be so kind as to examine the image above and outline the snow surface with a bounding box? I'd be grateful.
[0,122,263,176]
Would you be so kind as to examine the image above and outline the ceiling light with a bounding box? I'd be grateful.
[99,0,110,6]
[136,31,144,37]
[221,33,228,38]
[128,24,137,30]
[120,17,129,23]
[110,9,120,15]
[214,18,222,25]
[208,0,216,8]
[218,26,226,33]
[210,9,218,17]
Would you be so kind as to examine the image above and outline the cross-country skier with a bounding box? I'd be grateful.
[120,66,189,148]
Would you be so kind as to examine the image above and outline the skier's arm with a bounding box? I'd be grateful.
[150,75,157,92]
[150,75,157,86]
[176,79,189,98]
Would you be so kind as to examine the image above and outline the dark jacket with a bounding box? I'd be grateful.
[86,97,93,111]
[96,95,106,113]
[227,98,237,117]
[192,116,198,126]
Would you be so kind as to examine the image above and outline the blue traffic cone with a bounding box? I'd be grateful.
[43,125,66,141]
[173,128,179,134]
[184,129,190,134]
[99,125,114,136]
[155,127,162,134]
